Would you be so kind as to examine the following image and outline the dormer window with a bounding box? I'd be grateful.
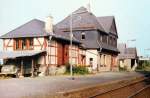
[81,32,85,40]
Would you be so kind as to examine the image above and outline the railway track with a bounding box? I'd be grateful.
[52,75,150,98]
[90,76,150,98]
[129,85,150,98]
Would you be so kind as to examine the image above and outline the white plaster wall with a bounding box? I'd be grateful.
[33,37,46,50]
[119,59,132,71]
[106,55,111,71]
[8,39,13,46]
[125,59,131,70]
[33,37,45,65]
[4,39,13,51]
[34,46,41,51]
[86,50,98,70]
[120,60,124,68]
[69,45,78,65]
[36,38,56,65]
[6,47,13,51]
[33,37,46,64]
[4,39,11,45]
[34,38,44,46]
[98,54,112,72]
[79,49,86,55]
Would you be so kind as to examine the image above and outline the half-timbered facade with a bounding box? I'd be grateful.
[0,6,119,77]
[0,19,81,76]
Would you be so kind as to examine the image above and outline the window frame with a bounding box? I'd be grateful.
[14,38,34,50]
[81,32,85,40]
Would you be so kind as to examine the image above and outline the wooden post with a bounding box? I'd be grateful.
[44,55,46,66]
[20,59,24,77]
[31,58,34,77]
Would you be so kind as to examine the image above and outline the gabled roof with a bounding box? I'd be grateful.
[55,7,105,32]
[54,28,80,44]
[118,48,137,59]
[55,7,119,52]
[55,7,118,37]
[0,19,80,44]
[124,48,137,55]
[97,16,117,35]
[118,44,137,59]
[0,19,51,38]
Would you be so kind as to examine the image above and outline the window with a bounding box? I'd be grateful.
[104,55,106,66]
[16,39,19,50]
[89,58,93,67]
[29,38,33,49]
[14,38,33,50]
[106,36,108,44]
[90,58,93,61]
[101,34,107,43]
[109,37,112,46]
[81,32,85,40]
[113,38,116,47]
[22,39,27,50]
[101,35,103,42]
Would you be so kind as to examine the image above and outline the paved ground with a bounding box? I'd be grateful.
[0,72,145,98]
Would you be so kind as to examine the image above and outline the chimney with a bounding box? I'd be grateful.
[86,0,91,13]
[45,15,53,33]
[86,3,91,13]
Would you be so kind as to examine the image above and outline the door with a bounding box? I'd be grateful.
[57,43,63,65]
[23,58,32,74]
[64,45,69,64]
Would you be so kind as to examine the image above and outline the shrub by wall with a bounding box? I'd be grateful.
[66,64,89,75]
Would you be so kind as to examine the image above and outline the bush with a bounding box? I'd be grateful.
[73,66,89,75]
[136,60,150,71]
[66,64,89,75]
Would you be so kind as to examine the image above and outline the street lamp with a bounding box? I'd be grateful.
[69,0,93,80]
[69,10,88,80]
[70,13,73,80]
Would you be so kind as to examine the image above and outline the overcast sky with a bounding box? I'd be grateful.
[0,0,150,56]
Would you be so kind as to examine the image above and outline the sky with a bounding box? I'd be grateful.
[0,0,150,56]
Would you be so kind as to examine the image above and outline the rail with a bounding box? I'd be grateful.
[129,85,150,98]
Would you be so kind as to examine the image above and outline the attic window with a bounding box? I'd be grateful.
[90,58,93,61]
[81,32,85,40]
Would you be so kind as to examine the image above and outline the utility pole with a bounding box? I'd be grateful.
[69,0,92,79]
[70,13,74,80]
